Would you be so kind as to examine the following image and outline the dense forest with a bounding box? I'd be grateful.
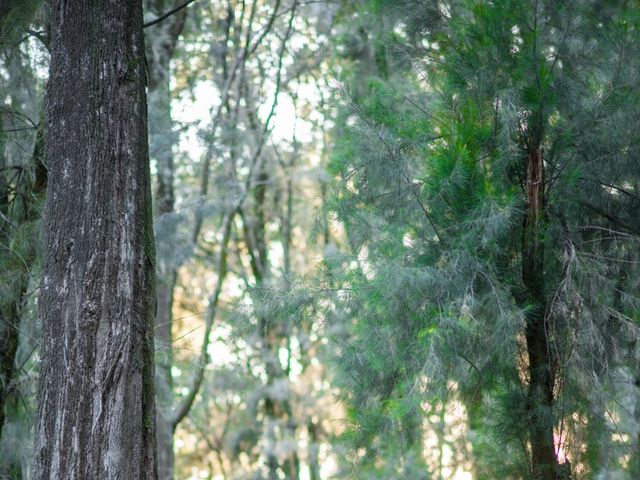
[1,1,639,479]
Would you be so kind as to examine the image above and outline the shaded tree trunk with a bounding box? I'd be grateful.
[0,139,17,444]
[0,300,19,443]
[307,420,320,480]
[145,2,188,478]
[243,163,300,480]
[522,146,558,480]
[34,1,157,478]
[0,113,46,451]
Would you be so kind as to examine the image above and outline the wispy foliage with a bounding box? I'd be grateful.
[326,0,640,477]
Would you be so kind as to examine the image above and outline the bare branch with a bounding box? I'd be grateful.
[144,0,199,28]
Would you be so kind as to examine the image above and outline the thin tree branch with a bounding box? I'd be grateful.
[579,200,639,236]
[171,211,234,428]
[144,0,199,28]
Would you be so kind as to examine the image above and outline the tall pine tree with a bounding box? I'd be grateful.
[327,1,640,478]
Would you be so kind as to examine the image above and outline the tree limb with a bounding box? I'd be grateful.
[144,0,198,28]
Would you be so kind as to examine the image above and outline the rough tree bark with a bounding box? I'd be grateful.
[522,146,559,480]
[33,1,157,478]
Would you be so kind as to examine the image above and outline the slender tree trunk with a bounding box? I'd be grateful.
[0,139,16,442]
[436,403,446,480]
[308,420,320,480]
[34,1,157,478]
[0,281,20,444]
[245,164,300,480]
[150,50,177,480]
[522,146,558,480]
[146,2,187,477]
[0,113,46,450]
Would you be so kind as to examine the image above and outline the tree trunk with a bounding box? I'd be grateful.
[34,1,157,478]
[0,136,16,442]
[146,2,187,477]
[0,111,46,454]
[307,420,320,480]
[522,146,558,480]
[244,164,300,480]
[150,52,177,480]
[0,285,20,444]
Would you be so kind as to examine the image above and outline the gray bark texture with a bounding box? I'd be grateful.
[33,1,158,478]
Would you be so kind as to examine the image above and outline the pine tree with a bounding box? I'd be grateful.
[328,1,640,478]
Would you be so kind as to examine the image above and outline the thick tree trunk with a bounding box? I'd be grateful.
[522,146,558,480]
[146,2,187,477]
[34,1,157,478]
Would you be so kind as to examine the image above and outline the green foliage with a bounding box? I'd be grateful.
[327,0,640,477]
[0,0,43,48]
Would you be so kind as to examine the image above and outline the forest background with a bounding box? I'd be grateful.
[1,1,640,479]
